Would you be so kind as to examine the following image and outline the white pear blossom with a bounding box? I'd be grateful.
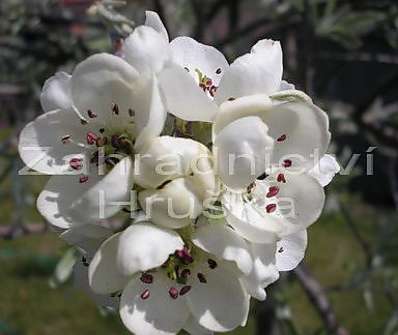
[17,9,340,335]
[88,222,250,334]
[19,53,165,230]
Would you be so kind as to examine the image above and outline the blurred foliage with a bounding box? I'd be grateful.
[1,0,398,335]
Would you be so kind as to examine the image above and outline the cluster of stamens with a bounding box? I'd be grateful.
[194,68,218,97]
[63,103,136,183]
[138,245,218,301]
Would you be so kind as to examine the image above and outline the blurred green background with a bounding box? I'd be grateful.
[1,1,398,334]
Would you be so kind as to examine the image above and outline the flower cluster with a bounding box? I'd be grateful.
[18,11,340,335]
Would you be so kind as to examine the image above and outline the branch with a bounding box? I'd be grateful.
[294,264,350,335]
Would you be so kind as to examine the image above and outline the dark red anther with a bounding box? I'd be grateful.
[266,203,277,214]
[180,269,191,279]
[112,103,119,115]
[87,109,97,118]
[79,175,89,183]
[228,97,236,101]
[140,289,150,300]
[128,108,135,117]
[277,173,286,183]
[197,273,207,283]
[111,135,120,148]
[183,254,194,265]
[69,158,83,170]
[96,136,108,147]
[216,68,222,74]
[140,273,154,284]
[180,286,192,296]
[277,134,287,142]
[208,259,218,269]
[168,287,179,299]
[86,131,98,145]
[266,186,279,198]
[278,247,284,253]
[175,247,193,264]
[61,135,71,144]
[282,159,292,168]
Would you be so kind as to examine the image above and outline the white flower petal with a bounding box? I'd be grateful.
[134,75,167,151]
[145,11,169,42]
[192,223,253,275]
[71,53,139,128]
[37,157,133,229]
[186,264,250,332]
[18,109,86,175]
[183,316,213,335]
[249,173,325,236]
[170,36,228,88]
[134,136,208,189]
[116,223,184,276]
[159,64,219,122]
[242,243,279,301]
[40,72,73,113]
[215,39,282,104]
[308,154,340,187]
[214,94,273,136]
[266,94,331,168]
[120,272,190,335]
[123,25,171,76]
[88,233,130,294]
[139,178,203,229]
[214,116,274,190]
[276,230,307,271]
[74,261,118,309]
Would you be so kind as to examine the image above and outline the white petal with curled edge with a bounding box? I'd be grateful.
[192,223,253,275]
[120,272,190,335]
[308,154,340,187]
[37,157,133,229]
[213,94,273,136]
[183,316,213,335]
[214,116,274,190]
[123,25,171,76]
[159,64,220,122]
[139,178,203,229]
[134,75,167,151]
[71,53,139,128]
[116,223,184,276]
[265,95,331,168]
[145,11,169,42]
[276,230,307,271]
[18,109,86,175]
[74,261,118,310]
[223,191,281,244]
[88,233,130,294]
[40,72,73,113]
[215,39,282,105]
[186,264,250,332]
[170,36,228,87]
